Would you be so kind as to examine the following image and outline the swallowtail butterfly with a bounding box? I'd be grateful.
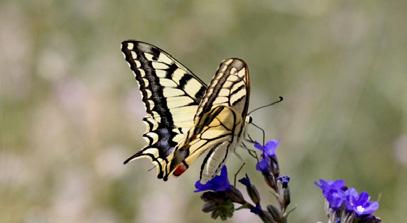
[121,40,251,182]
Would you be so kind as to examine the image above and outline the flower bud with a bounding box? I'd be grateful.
[247,185,261,205]
[259,211,277,223]
[282,187,291,209]
[267,204,282,222]
[227,187,245,204]
[263,173,277,190]
[270,157,280,177]
[277,176,290,189]
[239,174,261,205]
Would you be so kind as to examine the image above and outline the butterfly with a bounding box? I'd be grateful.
[121,40,251,182]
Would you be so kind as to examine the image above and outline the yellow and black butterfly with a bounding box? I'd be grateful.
[121,40,252,183]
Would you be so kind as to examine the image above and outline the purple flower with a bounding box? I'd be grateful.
[239,174,260,204]
[315,179,347,209]
[195,166,232,192]
[255,140,280,173]
[250,204,263,215]
[238,174,253,187]
[256,158,269,172]
[254,140,279,157]
[345,188,379,216]
[316,179,380,217]
[326,188,346,209]
[277,176,290,188]
[315,179,346,195]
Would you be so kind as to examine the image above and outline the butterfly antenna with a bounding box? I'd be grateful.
[248,96,284,115]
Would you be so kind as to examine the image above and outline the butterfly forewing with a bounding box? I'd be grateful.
[121,40,207,179]
[168,59,250,182]
[195,58,250,122]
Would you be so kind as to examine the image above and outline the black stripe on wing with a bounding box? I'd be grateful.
[194,58,250,124]
[121,40,207,180]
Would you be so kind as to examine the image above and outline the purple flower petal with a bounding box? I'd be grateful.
[326,188,345,209]
[194,166,231,192]
[315,179,346,195]
[250,204,262,215]
[358,192,370,204]
[354,201,379,215]
[344,188,359,210]
[277,176,290,187]
[256,157,269,172]
[238,174,252,187]
[254,139,279,158]
[344,188,379,216]
[254,142,263,151]
[263,140,279,157]
[316,179,347,209]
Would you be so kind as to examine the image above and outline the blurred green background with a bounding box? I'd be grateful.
[1,0,406,222]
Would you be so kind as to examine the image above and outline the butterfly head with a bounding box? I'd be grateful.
[246,116,253,124]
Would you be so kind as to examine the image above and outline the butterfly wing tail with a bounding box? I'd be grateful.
[123,146,171,180]
[123,115,178,181]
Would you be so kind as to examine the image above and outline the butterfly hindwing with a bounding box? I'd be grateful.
[121,40,207,179]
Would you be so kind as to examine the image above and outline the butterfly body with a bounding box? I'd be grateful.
[121,40,250,182]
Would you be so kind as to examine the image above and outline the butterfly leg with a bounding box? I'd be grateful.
[242,142,259,161]
[232,149,244,162]
[245,134,256,144]
[248,121,266,145]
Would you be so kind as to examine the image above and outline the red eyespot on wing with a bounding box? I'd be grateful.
[173,163,188,176]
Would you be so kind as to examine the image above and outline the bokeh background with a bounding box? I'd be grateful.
[1,0,406,222]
